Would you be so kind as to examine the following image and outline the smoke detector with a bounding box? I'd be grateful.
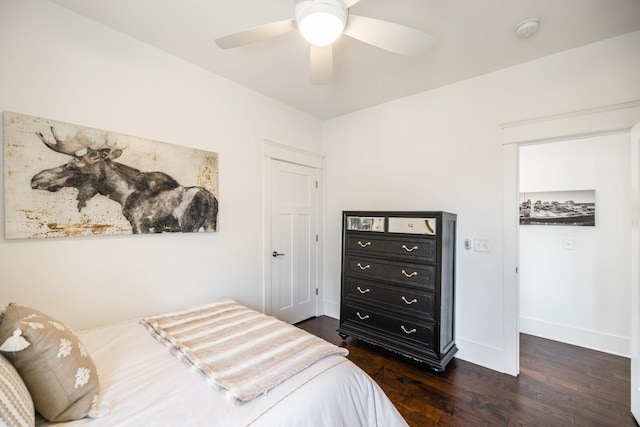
[514,18,540,38]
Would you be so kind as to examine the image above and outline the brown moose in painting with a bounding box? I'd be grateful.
[31,127,218,234]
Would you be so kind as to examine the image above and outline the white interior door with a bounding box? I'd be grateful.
[270,159,318,324]
[631,122,640,422]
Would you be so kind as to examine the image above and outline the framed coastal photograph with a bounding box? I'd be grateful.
[519,190,595,226]
[4,111,219,239]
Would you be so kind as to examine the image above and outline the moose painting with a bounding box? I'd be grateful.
[4,112,219,239]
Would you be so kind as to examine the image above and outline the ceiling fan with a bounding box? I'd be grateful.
[215,0,434,85]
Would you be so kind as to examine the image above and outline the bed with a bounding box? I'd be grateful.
[0,300,408,427]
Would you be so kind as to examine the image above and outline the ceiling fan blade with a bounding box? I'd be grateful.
[343,0,363,7]
[215,19,296,49]
[343,15,434,56]
[309,45,333,85]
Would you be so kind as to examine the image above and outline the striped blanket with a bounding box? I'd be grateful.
[141,300,348,404]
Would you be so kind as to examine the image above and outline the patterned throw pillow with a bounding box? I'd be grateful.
[0,304,100,422]
[0,354,34,427]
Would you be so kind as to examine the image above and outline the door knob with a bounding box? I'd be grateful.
[272,251,285,257]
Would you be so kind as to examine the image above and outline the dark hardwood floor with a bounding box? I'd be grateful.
[296,316,637,427]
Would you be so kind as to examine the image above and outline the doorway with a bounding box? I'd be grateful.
[518,133,631,355]
[501,100,640,377]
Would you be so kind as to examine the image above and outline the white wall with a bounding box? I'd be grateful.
[2,0,639,376]
[322,31,640,373]
[0,0,323,330]
[519,134,631,356]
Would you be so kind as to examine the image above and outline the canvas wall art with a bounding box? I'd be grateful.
[519,190,595,226]
[3,112,219,239]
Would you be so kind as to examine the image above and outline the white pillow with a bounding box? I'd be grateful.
[0,353,34,427]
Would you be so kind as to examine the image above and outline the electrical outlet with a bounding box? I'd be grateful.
[474,239,489,252]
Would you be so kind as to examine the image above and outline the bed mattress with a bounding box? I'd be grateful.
[35,319,408,426]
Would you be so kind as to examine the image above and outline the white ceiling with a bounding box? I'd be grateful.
[48,0,640,120]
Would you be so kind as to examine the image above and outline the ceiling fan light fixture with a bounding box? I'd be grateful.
[296,0,347,47]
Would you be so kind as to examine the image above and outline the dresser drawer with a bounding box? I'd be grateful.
[344,303,434,349]
[388,217,437,235]
[346,278,435,320]
[345,255,436,289]
[346,234,437,262]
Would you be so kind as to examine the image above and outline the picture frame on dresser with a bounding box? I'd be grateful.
[338,211,457,372]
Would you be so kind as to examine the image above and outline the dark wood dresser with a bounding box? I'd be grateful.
[337,211,457,371]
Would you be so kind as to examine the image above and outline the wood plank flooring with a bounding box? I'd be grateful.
[296,316,637,427]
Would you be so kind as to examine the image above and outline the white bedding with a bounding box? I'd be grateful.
[141,300,350,404]
[36,320,408,427]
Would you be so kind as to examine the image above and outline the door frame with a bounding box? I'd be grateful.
[501,100,640,376]
[263,140,324,316]
[631,122,640,421]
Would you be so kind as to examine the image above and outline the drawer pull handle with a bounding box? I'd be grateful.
[357,287,370,294]
[357,263,371,270]
[402,296,418,305]
[401,325,417,334]
[356,312,370,320]
[401,270,417,278]
[402,245,418,252]
[358,241,372,248]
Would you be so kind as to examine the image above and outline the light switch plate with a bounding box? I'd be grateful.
[562,239,574,250]
[474,239,489,252]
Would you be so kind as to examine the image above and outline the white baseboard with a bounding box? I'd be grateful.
[520,316,630,357]
[321,300,339,319]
